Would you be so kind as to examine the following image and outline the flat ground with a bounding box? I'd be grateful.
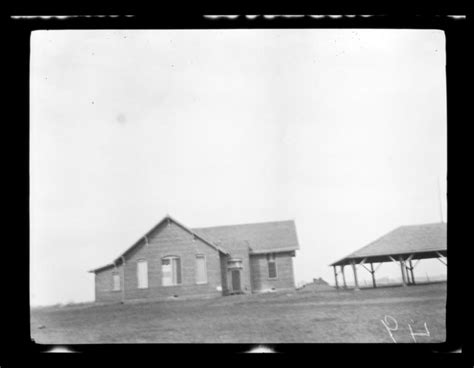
[31,282,446,344]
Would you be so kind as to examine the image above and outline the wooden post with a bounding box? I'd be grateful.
[341,265,347,289]
[333,266,339,289]
[410,266,414,284]
[399,257,407,287]
[404,264,410,284]
[409,259,415,285]
[370,262,376,288]
[351,261,359,290]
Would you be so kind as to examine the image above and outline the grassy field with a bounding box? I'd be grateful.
[30,282,446,344]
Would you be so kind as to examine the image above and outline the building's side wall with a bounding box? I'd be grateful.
[94,221,223,302]
[95,265,123,303]
[224,248,252,294]
[249,251,296,293]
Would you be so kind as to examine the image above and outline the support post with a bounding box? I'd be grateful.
[370,262,376,288]
[404,255,413,284]
[351,261,360,290]
[409,259,415,285]
[399,257,407,287]
[341,265,347,289]
[405,265,411,284]
[333,266,339,289]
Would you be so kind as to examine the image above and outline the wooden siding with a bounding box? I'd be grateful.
[94,221,223,303]
[249,252,296,292]
[95,266,123,303]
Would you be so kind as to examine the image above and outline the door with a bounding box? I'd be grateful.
[231,269,241,292]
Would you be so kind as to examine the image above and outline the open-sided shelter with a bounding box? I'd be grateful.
[330,222,447,289]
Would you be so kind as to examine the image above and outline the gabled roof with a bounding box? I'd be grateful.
[88,215,229,273]
[330,222,447,266]
[89,216,300,273]
[192,220,299,254]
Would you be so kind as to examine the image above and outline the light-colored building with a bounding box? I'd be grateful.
[89,215,299,303]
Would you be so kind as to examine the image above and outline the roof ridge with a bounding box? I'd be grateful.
[192,219,295,230]
[399,222,446,228]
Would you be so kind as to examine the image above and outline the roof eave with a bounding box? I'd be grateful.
[330,248,448,266]
[249,246,299,255]
[88,263,114,273]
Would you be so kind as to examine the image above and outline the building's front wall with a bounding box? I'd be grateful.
[249,251,296,293]
[94,220,299,302]
[223,248,252,294]
[94,221,223,303]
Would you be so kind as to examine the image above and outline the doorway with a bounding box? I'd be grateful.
[231,269,241,293]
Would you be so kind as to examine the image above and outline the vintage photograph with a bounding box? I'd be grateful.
[30,28,447,344]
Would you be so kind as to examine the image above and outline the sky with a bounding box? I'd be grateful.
[30,29,447,306]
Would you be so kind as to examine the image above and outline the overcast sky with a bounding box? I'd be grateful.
[30,29,447,306]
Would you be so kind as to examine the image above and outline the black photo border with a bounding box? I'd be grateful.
[3,10,469,368]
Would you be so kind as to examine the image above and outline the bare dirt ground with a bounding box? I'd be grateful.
[30,282,446,344]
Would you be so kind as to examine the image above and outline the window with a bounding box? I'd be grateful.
[267,253,277,279]
[113,273,121,291]
[195,255,207,284]
[162,256,181,286]
[137,260,148,289]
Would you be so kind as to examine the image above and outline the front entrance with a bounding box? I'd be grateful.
[231,269,241,293]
